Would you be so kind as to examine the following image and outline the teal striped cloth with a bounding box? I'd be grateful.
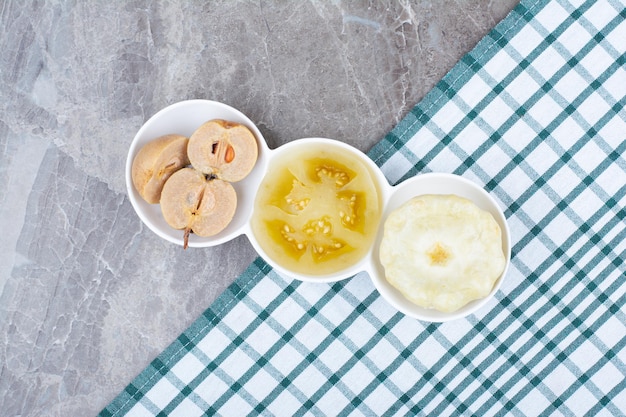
[102,0,626,415]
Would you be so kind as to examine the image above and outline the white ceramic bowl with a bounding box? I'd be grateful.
[245,138,389,284]
[126,100,511,321]
[125,100,270,248]
[368,173,511,322]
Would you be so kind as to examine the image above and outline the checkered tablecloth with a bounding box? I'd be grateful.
[102,0,626,415]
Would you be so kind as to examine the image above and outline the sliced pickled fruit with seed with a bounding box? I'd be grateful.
[131,134,190,204]
[251,146,381,275]
[160,168,237,249]
[315,165,350,187]
[283,179,311,213]
[188,119,258,182]
[337,192,360,230]
[301,217,346,261]
[273,217,347,261]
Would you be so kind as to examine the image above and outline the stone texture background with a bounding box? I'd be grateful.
[0,1,518,415]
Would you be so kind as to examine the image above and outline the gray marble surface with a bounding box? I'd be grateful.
[1,1,519,415]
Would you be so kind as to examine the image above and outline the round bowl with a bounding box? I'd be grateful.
[245,138,389,283]
[125,99,270,248]
[367,173,511,322]
[126,100,511,321]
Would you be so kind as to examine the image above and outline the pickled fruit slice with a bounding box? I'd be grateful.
[379,194,505,312]
[160,168,237,249]
[131,134,190,204]
[187,119,258,182]
[251,146,381,275]
[277,216,347,262]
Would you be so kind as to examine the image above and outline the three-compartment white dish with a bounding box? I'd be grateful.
[125,100,511,322]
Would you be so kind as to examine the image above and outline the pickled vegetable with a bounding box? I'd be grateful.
[252,145,381,275]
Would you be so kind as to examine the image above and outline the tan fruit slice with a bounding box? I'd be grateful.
[160,168,237,249]
[187,119,258,182]
[131,134,190,204]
